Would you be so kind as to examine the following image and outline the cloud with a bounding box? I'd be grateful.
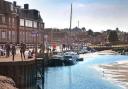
[73,2,128,18]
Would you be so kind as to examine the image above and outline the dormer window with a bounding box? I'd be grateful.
[11,4,13,11]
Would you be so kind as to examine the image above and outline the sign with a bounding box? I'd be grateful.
[32,31,38,37]
[51,42,57,49]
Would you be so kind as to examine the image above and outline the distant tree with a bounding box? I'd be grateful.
[108,30,118,43]
[87,29,93,36]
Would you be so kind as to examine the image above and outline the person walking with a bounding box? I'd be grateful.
[11,44,16,61]
[5,42,10,57]
[20,42,26,61]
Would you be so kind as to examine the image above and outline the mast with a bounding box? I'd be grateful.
[69,3,72,31]
[69,3,73,50]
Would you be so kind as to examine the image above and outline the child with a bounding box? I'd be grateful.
[28,50,33,59]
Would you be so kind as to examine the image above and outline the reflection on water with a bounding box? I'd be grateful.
[40,53,128,89]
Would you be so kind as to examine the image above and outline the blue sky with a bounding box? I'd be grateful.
[7,0,128,32]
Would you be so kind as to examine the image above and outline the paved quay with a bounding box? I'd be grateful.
[0,54,35,62]
[0,49,35,62]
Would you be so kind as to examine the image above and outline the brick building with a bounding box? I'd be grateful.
[44,28,67,46]
[0,0,44,44]
[118,32,128,43]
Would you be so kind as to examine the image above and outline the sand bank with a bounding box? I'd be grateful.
[97,61,128,89]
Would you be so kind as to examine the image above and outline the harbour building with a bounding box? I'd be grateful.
[0,0,44,44]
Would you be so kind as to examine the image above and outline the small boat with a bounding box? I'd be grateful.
[64,51,83,61]
[78,46,96,54]
[63,55,77,65]
[47,53,64,67]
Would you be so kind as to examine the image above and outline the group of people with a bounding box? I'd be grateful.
[5,43,16,61]
[0,43,16,61]
[0,42,33,61]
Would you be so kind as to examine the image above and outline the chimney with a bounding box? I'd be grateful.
[24,4,29,9]
[13,1,16,7]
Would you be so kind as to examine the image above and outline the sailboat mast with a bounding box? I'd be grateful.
[69,3,72,31]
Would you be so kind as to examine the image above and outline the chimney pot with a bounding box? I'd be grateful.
[13,1,16,7]
[24,4,29,9]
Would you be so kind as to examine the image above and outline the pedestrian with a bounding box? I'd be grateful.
[5,42,10,57]
[20,42,26,61]
[28,50,33,59]
[11,43,16,61]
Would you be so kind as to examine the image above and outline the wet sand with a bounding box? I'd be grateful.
[96,50,128,89]
[99,62,128,89]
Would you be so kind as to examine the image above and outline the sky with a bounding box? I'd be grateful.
[6,0,128,32]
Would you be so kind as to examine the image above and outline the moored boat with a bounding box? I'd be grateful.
[47,53,64,67]
[63,55,77,65]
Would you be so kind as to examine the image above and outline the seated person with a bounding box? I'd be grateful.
[28,50,33,59]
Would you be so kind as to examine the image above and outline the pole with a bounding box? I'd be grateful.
[69,3,72,50]
[69,3,72,31]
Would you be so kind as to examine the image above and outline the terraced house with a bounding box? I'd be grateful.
[0,0,44,44]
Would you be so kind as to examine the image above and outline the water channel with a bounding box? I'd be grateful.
[39,52,128,89]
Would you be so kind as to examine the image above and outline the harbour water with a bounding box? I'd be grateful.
[39,52,128,89]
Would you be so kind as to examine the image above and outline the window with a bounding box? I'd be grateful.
[12,18,15,24]
[0,30,1,40]
[20,19,24,26]
[26,32,28,42]
[29,20,32,27]
[25,20,29,27]
[11,4,13,11]
[12,31,15,41]
[9,17,11,23]
[20,32,22,42]
[15,8,18,13]
[9,31,11,40]
[29,32,32,42]
[22,32,25,42]
[0,15,2,23]
[33,21,37,28]
[25,20,32,27]
[41,23,44,28]
[2,16,5,23]
[2,31,6,39]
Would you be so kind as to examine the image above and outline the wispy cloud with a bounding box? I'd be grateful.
[73,2,128,18]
